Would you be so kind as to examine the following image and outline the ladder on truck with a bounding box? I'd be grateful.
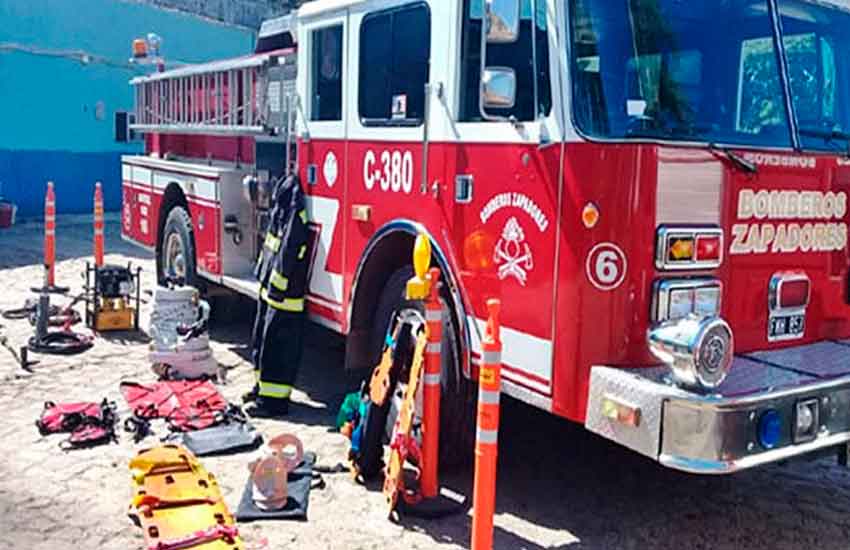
[129,50,297,137]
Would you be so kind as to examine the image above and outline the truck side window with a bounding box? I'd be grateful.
[359,3,431,125]
[459,0,551,122]
[311,25,343,121]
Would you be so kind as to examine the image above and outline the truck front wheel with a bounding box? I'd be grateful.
[158,206,199,288]
[373,266,477,469]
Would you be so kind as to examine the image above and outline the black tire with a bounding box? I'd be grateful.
[372,266,477,469]
[157,206,199,289]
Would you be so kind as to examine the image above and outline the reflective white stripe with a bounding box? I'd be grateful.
[478,388,500,405]
[426,342,441,354]
[45,201,55,208]
[476,428,498,445]
[425,310,442,322]
[482,350,501,365]
[94,229,104,236]
[45,229,55,236]
[423,373,441,386]
[45,215,55,221]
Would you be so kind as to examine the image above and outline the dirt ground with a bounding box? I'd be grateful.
[1,215,850,550]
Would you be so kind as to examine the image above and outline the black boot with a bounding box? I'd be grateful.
[242,384,259,403]
[246,397,290,418]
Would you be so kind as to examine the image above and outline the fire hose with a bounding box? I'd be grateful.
[27,294,92,355]
[2,296,83,326]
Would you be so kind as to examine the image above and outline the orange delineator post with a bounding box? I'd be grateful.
[471,299,502,550]
[93,181,104,266]
[420,267,443,500]
[44,181,56,287]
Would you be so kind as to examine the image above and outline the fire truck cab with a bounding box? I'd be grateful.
[123,0,850,474]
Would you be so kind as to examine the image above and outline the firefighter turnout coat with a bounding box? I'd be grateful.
[251,174,310,403]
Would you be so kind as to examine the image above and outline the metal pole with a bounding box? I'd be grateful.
[421,83,431,195]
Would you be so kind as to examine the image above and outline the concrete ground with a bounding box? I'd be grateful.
[1,215,849,550]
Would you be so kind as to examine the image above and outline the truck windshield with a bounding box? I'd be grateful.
[778,0,850,153]
[569,0,850,151]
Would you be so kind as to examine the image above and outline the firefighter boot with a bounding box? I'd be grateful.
[242,384,260,403]
[246,397,290,418]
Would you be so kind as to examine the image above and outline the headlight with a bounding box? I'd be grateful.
[647,315,734,391]
[653,278,721,322]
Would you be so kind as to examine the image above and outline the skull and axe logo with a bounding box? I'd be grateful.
[494,217,534,285]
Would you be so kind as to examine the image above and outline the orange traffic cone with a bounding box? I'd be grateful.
[421,267,443,499]
[45,181,56,285]
[93,181,104,267]
[32,181,68,294]
[471,299,502,550]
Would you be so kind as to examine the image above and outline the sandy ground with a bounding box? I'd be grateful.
[0,215,849,550]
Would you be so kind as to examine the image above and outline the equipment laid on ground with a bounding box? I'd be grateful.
[2,296,82,327]
[35,399,117,449]
[120,380,230,433]
[128,445,243,549]
[149,285,217,379]
[248,433,303,511]
[28,293,93,355]
[83,262,141,332]
[166,421,262,457]
[236,450,320,523]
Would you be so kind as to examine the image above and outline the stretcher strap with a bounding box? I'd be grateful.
[147,523,239,550]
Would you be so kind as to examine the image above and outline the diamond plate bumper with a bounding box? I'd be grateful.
[586,345,850,474]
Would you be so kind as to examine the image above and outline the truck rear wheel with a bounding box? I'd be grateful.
[373,266,477,469]
[158,206,199,289]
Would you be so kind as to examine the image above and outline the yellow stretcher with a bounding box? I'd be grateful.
[382,330,428,516]
[129,445,243,550]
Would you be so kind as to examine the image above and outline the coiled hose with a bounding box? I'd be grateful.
[28,331,93,355]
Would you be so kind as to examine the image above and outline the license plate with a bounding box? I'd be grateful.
[768,314,805,341]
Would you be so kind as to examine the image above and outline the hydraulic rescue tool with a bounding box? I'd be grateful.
[84,262,141,331]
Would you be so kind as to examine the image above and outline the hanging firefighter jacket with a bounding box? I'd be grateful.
[254,174,310,314]
[250,174,310,411]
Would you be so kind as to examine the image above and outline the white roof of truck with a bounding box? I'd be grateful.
[298,0,366,18]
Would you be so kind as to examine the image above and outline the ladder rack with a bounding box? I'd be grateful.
[130,49,297,137]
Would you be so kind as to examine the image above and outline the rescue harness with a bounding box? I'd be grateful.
[35,399,118,450]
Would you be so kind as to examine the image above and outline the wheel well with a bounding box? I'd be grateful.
[346,229,467,377]
[345,231,415,371]
[156,183,189,256]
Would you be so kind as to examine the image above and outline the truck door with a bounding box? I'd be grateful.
[343,3,439,302]
[299,13,349,329]
[443,0,562,401]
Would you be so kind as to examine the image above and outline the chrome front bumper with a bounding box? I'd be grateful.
[586,341,850,474]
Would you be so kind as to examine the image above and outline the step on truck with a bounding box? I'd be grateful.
[121,0,850,473]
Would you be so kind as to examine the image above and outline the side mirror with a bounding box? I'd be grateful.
[481,68,516,110]
[485,0,520,44]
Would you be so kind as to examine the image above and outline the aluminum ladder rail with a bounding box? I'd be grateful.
[130,51,295,137]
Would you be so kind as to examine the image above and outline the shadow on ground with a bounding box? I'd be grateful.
[0,215,149,270]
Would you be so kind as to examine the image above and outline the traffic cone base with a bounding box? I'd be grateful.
[396,487,467,519]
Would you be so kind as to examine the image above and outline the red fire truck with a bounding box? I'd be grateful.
[122,0,850,473]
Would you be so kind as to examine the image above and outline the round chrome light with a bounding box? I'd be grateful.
[647,315,734,391]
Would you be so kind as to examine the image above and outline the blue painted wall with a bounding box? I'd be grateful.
[0,0,255,216]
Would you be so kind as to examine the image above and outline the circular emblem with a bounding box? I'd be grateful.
[323,151,338,188]
[701,334,726,374]
[585,243,627,291]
